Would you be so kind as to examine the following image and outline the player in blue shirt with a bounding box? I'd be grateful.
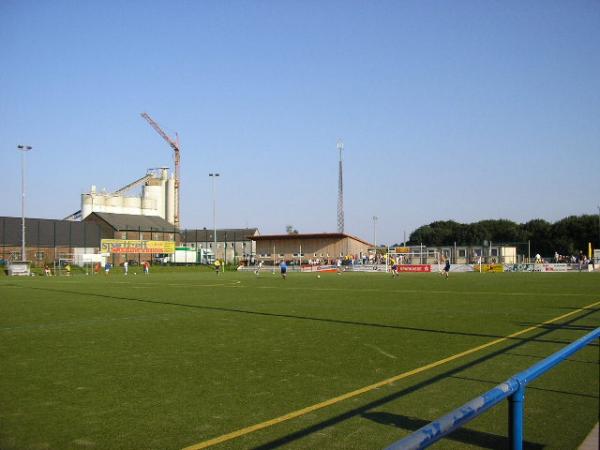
[279,260,287,280]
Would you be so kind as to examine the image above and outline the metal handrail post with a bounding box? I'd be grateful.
[508,382,525,450]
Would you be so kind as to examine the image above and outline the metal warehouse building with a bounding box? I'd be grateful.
[0,216,102,265]
[180,228,259,264]
[0,213,177,267]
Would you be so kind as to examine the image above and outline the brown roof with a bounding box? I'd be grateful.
[251,232,373,247]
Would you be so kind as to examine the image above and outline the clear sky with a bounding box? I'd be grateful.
[1,0,599,245]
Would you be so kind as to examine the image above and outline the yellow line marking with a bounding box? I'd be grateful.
[182,300,600,450]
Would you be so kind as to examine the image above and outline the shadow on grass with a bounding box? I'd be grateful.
[518,323,597,332]
[361,412,544,450]
[450,375,599,400]
[250,309,596,450]
[12,284,587,347]
[503,351,600,364]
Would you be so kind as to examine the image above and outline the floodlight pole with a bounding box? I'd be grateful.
[209,173,220,263]
[373,216,378,255]
[337,140,344,233]
[18,145,32,261]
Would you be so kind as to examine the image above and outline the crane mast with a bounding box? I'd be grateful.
[140,112,180,228]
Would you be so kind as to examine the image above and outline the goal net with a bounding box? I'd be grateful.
[386,249,442,272]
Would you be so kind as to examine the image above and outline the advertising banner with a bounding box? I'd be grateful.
[397,264,431,272]
[476,264,504,273]
[504,263,569,272]
[540,263,568,272]
[504,264,535,272]
[100,239,175,254]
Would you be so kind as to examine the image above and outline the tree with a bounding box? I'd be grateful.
[522,219,553,256]
[285,225,299,235]
[406,215,597,257]
[551,215,598,255]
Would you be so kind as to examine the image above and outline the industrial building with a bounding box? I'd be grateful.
[0,216,102,266]
[251,233,373,265]
[83,212,178,266]
[65,168,177,226]
[0,213,261,268]
[180,228,259,264]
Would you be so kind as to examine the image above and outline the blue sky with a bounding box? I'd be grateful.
[1,1,599,244]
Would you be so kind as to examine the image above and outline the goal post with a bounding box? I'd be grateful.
[386,248,442,272]
[54,254,75,276]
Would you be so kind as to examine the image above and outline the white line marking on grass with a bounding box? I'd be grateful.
[44,280,243,288]
[181,299,600,450]
[364,343,397,359]
[256,285,593,297]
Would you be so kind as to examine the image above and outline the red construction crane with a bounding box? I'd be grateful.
[140,112,180,228]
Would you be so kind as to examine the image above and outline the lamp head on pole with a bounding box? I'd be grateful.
[336,140,344,159]
[17,145,32,151]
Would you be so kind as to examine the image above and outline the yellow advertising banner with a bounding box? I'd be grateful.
[394,247,411,254]
[101,239,175,254]
[476,264,504,273]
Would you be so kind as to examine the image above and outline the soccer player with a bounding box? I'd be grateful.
[279,260,287,280]
[443,258,450,279]
[143,261,149,275]
[391,261,399,277]
[123,261,128,276]
[214,259,221,275]
[255,260,263,276]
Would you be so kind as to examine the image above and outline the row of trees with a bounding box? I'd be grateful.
[406,215,600,257]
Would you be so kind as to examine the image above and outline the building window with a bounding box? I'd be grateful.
[35,252,45,261]
[491,248,499,257]
[458,249,466,257]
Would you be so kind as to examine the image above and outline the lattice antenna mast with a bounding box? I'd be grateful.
[337,140,344,233]
[140,112,181,228]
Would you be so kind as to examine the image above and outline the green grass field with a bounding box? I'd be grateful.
[1,271,598,450]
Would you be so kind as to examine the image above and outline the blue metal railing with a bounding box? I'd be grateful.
[384,327,600,450]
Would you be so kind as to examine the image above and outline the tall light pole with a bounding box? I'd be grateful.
[337,140,344,233]
[372,216,378,250]
[209,173,220,262]
[17,145,32,261]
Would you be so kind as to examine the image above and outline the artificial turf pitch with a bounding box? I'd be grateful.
[0,270,598,450]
